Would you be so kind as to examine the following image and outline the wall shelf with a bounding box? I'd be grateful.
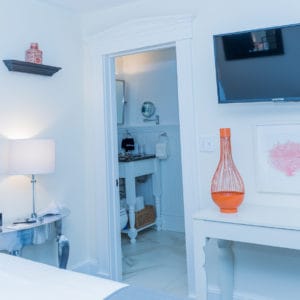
[3,60,61,76]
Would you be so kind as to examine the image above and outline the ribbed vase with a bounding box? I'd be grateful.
[211,128,244,213]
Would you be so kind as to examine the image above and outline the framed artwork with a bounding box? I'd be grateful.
[256,123,300,194]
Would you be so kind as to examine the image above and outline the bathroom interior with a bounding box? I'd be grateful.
[115,47,188,297]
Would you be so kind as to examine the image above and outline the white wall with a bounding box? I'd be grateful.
[82,0,300,298]
[116,49,185,232]
[0,0,86,269]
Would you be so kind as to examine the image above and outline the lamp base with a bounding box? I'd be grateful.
[26,213,43,223]
[25,217,37,223]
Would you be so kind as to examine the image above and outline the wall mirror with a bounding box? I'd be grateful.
[116,80,126,125]
[141,101,156,118]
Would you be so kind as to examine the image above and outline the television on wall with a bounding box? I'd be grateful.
[214,24,300,103]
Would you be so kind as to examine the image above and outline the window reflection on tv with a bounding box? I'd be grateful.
[222,28,284,60]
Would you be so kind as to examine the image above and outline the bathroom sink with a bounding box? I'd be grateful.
[118,154,155,162]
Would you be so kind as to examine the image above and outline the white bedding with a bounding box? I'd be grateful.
[0,253,126,300]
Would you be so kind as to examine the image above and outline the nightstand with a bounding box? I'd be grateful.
[0,208,70,269]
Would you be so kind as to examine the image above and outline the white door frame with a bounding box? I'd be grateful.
[84,15,199,297]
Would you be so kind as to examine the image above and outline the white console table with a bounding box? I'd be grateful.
[0,208,70,269]
[193,205,300,300]
[119,157,161,243]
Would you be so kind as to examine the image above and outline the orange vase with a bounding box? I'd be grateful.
[211,128,244,213]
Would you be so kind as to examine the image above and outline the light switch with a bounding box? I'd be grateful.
[199,135,217,152]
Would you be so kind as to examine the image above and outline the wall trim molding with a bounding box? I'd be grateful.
[70,259,110,277]
[207,285,269,300]
[84,14,198,296]
[84,15,194,54]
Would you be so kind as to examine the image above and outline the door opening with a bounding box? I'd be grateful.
[110,46,188,297]
[86,15,197,297]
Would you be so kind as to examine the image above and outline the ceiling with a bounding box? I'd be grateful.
[36,0,141,13]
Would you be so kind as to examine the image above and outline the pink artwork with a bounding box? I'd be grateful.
[269,141,300,176]
[256,124,300,194]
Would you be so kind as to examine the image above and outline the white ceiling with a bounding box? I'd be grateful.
[36,0,141,13]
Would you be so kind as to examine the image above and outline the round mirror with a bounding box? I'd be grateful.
[141,101,156,118]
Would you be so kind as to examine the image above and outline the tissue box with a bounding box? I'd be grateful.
[135,205,156,229]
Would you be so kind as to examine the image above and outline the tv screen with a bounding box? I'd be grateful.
[214,24,300,103]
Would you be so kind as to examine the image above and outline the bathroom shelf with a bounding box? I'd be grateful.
[3,60,61,76]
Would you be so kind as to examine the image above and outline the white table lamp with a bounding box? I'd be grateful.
[8,139,55,221]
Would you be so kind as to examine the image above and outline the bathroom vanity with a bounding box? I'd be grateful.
[119,155,161,243]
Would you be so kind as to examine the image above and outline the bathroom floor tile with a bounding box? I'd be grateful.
[121,228,188,298]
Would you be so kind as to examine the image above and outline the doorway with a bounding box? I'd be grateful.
[114,47,187,296]
[84,15,198,297]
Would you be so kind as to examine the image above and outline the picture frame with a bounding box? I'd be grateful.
[256,123,300,194]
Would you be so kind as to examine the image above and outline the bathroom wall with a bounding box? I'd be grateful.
[116,49,185,232]
[116,48,179,127]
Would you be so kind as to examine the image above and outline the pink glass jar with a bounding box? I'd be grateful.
[25,43,43,64]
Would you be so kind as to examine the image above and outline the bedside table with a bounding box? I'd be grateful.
[0,208,70,269]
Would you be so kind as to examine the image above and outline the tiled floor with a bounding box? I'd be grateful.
[122,228,188,298]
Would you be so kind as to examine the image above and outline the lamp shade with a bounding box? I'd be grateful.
[8,139,55,175]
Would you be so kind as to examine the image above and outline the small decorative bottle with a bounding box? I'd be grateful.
[25,43,43,64]
[211,128,245,213]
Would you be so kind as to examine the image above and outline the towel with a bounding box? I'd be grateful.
[156,142,168,159]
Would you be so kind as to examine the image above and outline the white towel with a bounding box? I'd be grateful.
[156,142,168,159]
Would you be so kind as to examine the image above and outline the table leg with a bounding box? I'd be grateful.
[10,249,22,256]
[57,234,69,269]
[194,221,208,300]
[154,195,162,231]
[153,160,162,231]
[218,240,234,300]
[124,172,138,243]
[128,204,137,244]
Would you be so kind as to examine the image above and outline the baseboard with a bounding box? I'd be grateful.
[69,259,110,279]
[70,261,268,300]
[207,285,270,300]
[161,214,185,232]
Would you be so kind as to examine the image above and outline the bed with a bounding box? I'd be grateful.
[0,253,187,300]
